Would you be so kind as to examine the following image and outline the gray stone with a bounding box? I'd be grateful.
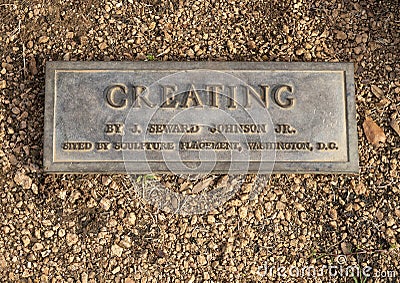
[44,61,358,174]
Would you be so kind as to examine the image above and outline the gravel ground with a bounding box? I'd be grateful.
[1,0,400,282]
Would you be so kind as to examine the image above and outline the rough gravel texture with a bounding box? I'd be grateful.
[1,0,400,282]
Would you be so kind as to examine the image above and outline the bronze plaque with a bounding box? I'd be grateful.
[44,62,358,174]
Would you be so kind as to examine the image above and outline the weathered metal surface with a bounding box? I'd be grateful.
[44,61,358,174]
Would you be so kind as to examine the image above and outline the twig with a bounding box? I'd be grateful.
[22,43,26,79]
[313,246,399,259]
[0,4,17,7]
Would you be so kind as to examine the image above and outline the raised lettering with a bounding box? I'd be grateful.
[273,85,295,109]
[132,85,156,108]
[105,84,128,109]
[180,84,203,107]
[226,85,237,109]
[206,85,223,107]
[244,85,267,108]
[160,85,178,108]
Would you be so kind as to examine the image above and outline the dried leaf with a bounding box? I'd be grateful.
[390,118,400,137]
[28,55,38,76]
[371,85,390,107]
[390,110,400,136]
[340,242,352,255]
[363,116,386,146]
[216,175,229,188]
[192,177,213,194]
[155,248,166,258]
[376,98,391,108]
[38,35,49,44]
[371,85,383,98]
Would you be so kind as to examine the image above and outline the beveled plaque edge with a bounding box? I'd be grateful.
[43,61,359,174]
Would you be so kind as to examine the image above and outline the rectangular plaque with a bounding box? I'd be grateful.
[44,62,358,174]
